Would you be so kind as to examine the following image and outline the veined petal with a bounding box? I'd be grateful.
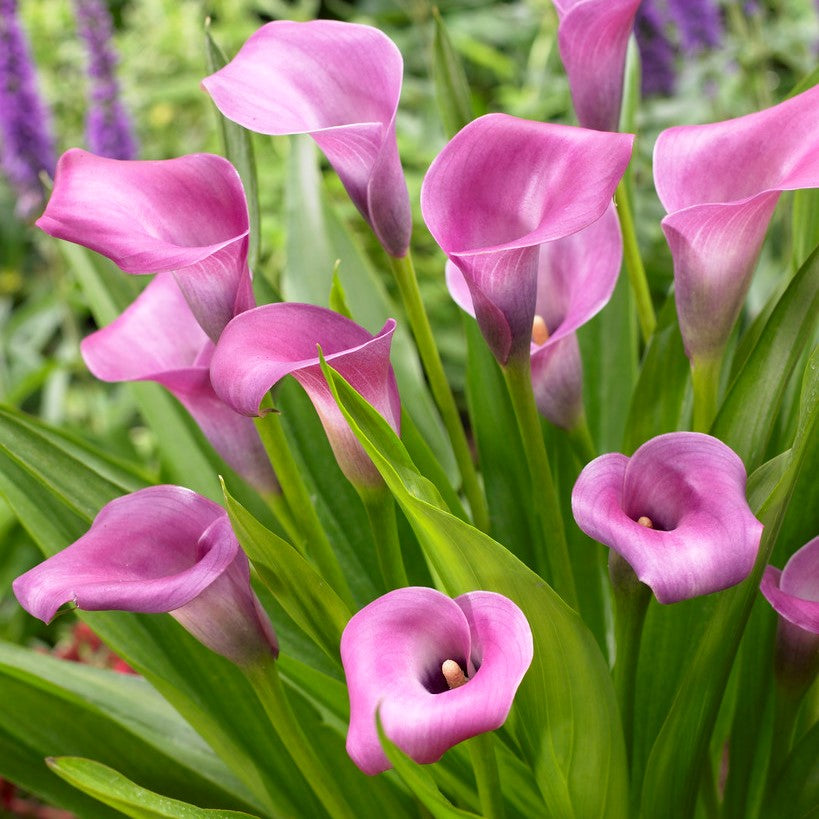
[341,587,532,775]
[653,85,819,360]
[210,303,400,487]
[12,486,277,665]
[202,20,411,257]
[761,537,819,634]
[81,274,276,493]
[572,433,763,603]
[36,149,253,340]
[423,114,632,363]
[554,0,641,132]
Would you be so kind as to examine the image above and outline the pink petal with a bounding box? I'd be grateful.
[341,587,532,775]
[422,114,632,363]
[760,537,819,634]
[12,486,277,665]
[571,433,763,603]
[81,274,276,493]
[36,149,254,340]
[210,303,400,487]
[202,21,411,257]
[530,334,584,429]
[653,85,819,360]
[554,0,641,132]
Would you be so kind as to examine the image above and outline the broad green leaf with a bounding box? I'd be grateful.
[322,360,629,819]
[431,8,474,138]
[762,721,819,819]
[791,190,819,270]
[204,23,261,270]
[376,715,481,819]
[222,481,350,662]
[48,757,258,819]
[0,643,254,814]
[712,246,819,471]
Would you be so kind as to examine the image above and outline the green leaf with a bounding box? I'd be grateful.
[329,264,354,320]
[204,22,261,270]
[321,359,629,819]
[791,190,819,270]
[762,721,819,819]
[376,714,481,819]
[431,8,474,138]
[222,480,350,662]
[48,757,259,819]
[712,246,819,471]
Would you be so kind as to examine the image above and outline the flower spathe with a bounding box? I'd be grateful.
[36,149,254,341]
[761,536,819,636]
[202,20,411,258]
[12,486,278,667]
[81,272,277,493]
[210,303,401,488]
[553,0,641,132]
[446,204,622,427]
[653,84,819,362]
[571,432,763,604]
[341,587,533,775]
[422,113,633,365]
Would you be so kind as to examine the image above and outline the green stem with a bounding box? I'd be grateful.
[254,409,354,608]
[245,658,358,819]
[501,357,578,608]
[467,732,505,819]
[610,552,651,766]
[615,181,656,344]
[691,355,722,433]
[567,413,597,465]
[358,485,408,590]
[387,252,489,532]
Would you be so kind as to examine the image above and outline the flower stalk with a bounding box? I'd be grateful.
[358,485,408,591]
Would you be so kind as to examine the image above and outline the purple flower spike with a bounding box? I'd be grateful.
[81,273,277,493]
[571,432,763,604]
[202,20,411,258]
[553,0,641,131]
[12,486,278,667]
[36,149,254,341]
[653,85,819,362]
[341,587,533,775]
[210,303,401,488]
[422,114,632,365]
[761,537,819,635]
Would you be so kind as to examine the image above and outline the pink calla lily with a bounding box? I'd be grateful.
[202,20,411,258]
[571,432,763,603]
[553,0,641,132]
[654,84,819,361]
[447,204,622,427]
[81,272,277,493]
[341,587,533,775]
[36,148,254,341]
[12,486,278,667]
[210,303,400,488]
[422,113,632,365]
[761,536,819,635]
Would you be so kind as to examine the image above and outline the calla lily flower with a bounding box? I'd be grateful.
[202,20,411,258]
[210,303,400,488]
[653,84,819,362]
[36,148,254,341]
[446,204,622,427]
[341,586,533,775]
[422,113,632,365]
[12,486,278,667]
[553,0,641,132]
[761,536,819,636]
[81,272,277,493]
[571,432,763,603]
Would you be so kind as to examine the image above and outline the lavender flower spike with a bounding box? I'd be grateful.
[0,0,56,218]
[572,432,763,604]
[553,0,641,131]
[210,303,401,488]
[73,0,138,160]
[654,84,819,363]
[634,0,676,98]
[341,587,533,775]
[203,20,411,258]
[422,113,632,365]
[13,486,278,667]
[667,0,722,53]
